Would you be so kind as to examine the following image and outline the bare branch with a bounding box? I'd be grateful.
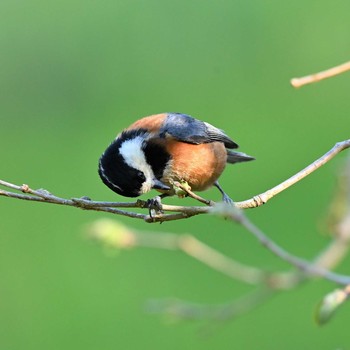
[235,140,350,208]
[87,219,268,285]
[1,140,350,219]
[0,180,212,223]
[230,209,350,286]
[88,210,350,288]
[291,61,350,88]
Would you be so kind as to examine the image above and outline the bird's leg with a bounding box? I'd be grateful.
[214,181,234,205]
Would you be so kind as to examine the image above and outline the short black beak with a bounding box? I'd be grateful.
[152,179,171,191]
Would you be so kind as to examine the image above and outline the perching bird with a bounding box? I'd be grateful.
[98,113,254,203]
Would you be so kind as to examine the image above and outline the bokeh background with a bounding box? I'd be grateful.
[1,0,350,349]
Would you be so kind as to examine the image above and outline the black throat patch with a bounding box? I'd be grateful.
[143,140,170,180]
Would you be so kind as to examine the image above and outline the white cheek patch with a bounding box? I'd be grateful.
[119,136,155,194]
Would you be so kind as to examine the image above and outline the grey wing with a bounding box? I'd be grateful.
[159,113,238,149]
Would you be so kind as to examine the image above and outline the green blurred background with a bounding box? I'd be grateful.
[1,0,350,349]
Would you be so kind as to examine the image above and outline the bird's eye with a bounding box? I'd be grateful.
[136,171,145,181]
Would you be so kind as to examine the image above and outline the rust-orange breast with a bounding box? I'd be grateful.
[162,140,227,191]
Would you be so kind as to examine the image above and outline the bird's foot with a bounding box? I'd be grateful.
[222,193,234,205]
[146,196,164,218]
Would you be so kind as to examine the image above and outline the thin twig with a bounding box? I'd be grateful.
[88,219,268,285]
[235,140,350,208]
[146,288,273,324]
[233,210,350,286]
[291,61,350,88]
[89,206,350,288]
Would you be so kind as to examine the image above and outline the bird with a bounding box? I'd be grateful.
[98,112,254,205]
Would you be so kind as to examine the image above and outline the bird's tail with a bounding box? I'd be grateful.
[226,150,255,164]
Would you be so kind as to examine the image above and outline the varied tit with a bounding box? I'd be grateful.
[98,113,254,202]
